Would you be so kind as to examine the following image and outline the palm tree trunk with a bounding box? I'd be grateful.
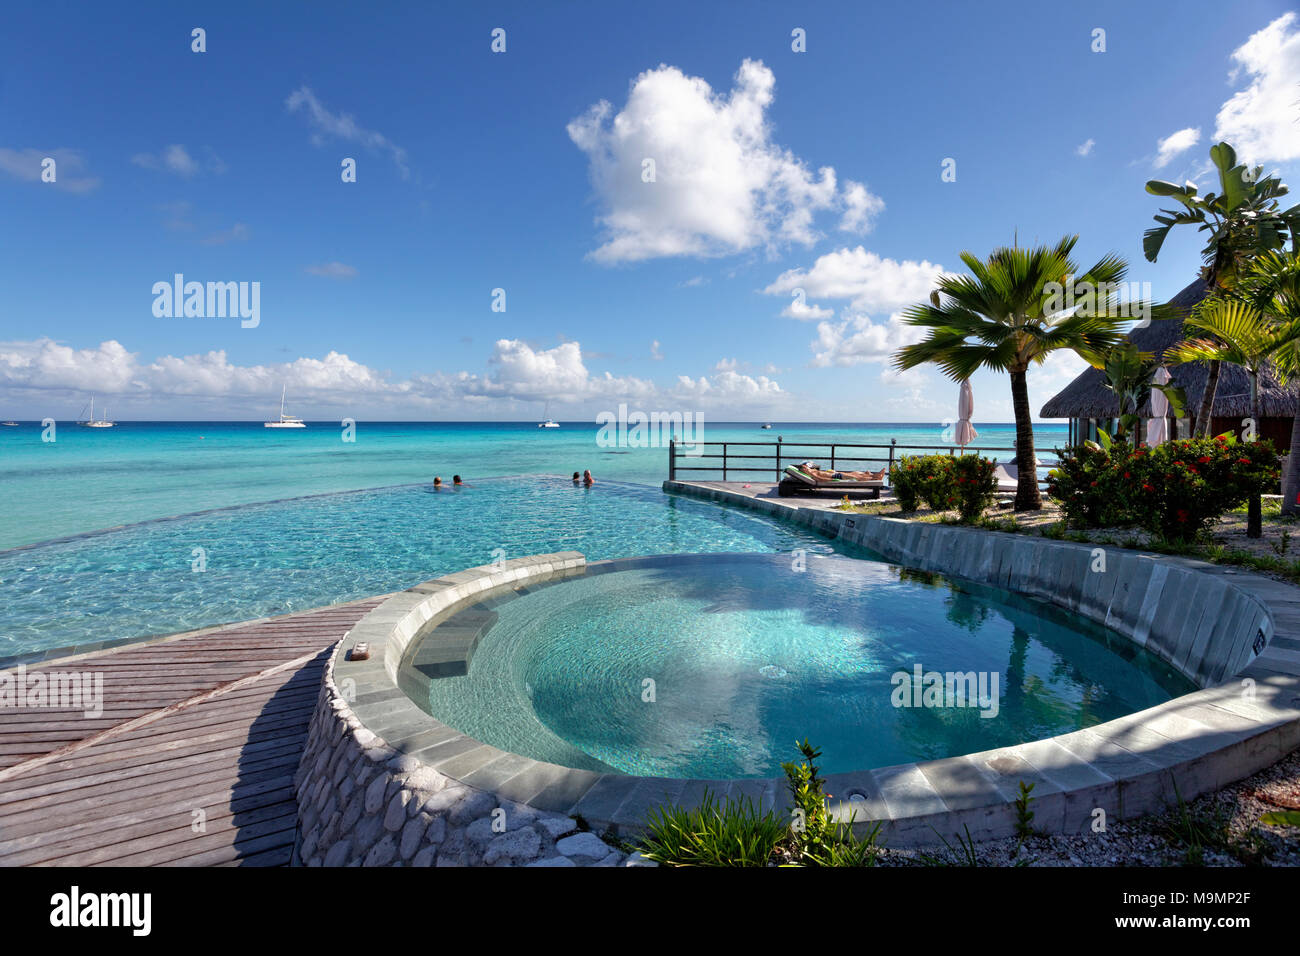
[1282,411,1300,517]
[1248,371,1261,538]
[1010,367,1041,510]
[1193,360,1221,437]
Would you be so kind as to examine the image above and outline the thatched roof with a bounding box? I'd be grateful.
[1039,278,1300,419]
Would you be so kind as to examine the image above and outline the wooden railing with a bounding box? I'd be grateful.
[667,440,1057,485]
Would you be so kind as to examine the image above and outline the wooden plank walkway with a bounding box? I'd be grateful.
[0,598,384,866]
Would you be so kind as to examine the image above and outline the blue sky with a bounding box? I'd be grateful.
[2,0,1298,421]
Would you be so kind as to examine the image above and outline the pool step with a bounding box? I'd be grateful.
[408,603,499,679]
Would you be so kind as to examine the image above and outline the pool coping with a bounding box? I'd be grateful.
[306,529,1300,849]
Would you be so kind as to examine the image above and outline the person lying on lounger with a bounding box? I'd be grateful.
[799,462,886,481]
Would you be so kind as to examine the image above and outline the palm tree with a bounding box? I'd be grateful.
[1144,142,1298,436]
[1240,251,1300,515]
[1165,292,1300,536]
[894,236,1137,510]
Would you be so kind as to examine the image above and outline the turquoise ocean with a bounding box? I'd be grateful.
[0,420,1066,550]
[0,420,1067,656]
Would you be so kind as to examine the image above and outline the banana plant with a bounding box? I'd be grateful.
[1145,142,1299,437]
[1079,342,1186,447]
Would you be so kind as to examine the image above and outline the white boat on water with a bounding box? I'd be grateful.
[537,401,559,428]
[1,421,18,427]
[79,397,115,428]
[264,385,306,428]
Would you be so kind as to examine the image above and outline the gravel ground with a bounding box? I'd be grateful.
[874,747,1300,867]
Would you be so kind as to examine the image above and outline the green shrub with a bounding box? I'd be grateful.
[889,455,924,510]
[891,454,959,512]
[1046,441,1127,528]
[638,789,788,867]
[1134,436,1280,541]
[638,740,882,867]
[1047,435,1281,542]
[951,454,998,521]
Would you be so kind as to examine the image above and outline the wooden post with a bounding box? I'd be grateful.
[722,442,728,481]
[830,444,836,472]
[888,438,896,474]
[776,439,782,481]
[668,439,676,481]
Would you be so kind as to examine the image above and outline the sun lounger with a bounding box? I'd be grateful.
[777,464,885,499]
[992,463,1020,494]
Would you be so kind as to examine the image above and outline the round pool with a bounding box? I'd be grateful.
[417,553,1197,778]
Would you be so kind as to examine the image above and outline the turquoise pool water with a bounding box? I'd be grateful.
[421,554,1196,777]
[0,479,838,658]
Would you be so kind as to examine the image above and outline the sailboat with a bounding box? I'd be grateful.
[537,401,559,428]
[79,396,115,428]
[264,385,306,428]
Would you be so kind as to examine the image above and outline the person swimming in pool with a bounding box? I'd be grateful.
[583,469,594,486]
[433,476,442,488]
[572,472,581,484]
[453,475,463,487]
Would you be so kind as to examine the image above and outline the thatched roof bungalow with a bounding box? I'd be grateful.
[1039,278,1300,449]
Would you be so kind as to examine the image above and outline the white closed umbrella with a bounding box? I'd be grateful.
[955,379,978,448]
[1145,366,1171,446]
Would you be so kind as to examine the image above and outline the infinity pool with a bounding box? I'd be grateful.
[0,479,836,657]
[420,554,1196,776]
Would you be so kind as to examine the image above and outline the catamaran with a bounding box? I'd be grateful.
[537,401,559,428]
[79,397,115,428]
[264,385,306,428]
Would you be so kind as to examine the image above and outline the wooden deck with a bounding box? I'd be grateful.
[0,598,384,866]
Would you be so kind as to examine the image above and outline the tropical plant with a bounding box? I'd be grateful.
[951,454,998,521]
[895,236,1143,510]
[1077,342,1186,446]
[1239,251,1300,515]
[1144,141,1299,436]
[1165,295,1300,536]
[637,789,788,867]
[780,739,881,867]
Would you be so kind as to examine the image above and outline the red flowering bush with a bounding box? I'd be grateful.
[951,454,998,521]
[890,454,996,520]
[1046,442,1129,528]
[1134,436,1279,540]
[890,454,957,512]
[1047,435,1280,541]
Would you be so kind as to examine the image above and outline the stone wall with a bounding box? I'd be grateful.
[292,553,657,867]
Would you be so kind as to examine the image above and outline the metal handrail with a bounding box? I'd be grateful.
[667,439,1056,485]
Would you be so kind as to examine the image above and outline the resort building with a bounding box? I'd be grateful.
[1040,278,1300,449]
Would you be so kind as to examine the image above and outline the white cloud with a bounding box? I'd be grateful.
[650,340,663,360]
[286,86,410,178]
[839,181,884,232]
[780,299,834,321]
[1215,12,1300,164]
[567,59,882,263]
[1076,138,1095,157]
[201,223,250,245]
[1154,127,1200,169]
[0,148,100,193]
[305,262,359,279]
[764,247,945,315]
[809,312,927,368]
[132,144,197,177]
